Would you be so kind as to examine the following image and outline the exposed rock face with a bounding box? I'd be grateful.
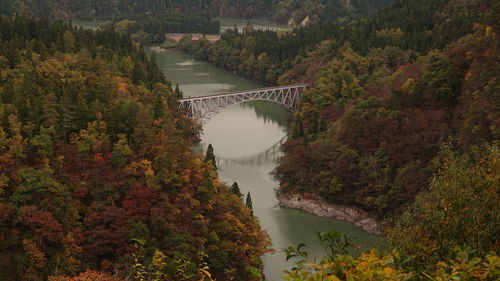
[300,16,310,26]
[278,193,384,235]
[288,15,311,27]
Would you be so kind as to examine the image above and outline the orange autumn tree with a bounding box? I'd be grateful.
[0,16,271,281]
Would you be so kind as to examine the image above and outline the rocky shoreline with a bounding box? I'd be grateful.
[278,193,385,235]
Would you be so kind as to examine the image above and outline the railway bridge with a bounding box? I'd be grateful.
[178,84,308,125]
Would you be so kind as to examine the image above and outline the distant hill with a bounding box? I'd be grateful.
[0,0,391,24]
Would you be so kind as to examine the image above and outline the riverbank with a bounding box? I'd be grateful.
[166,33,221,42]
[150,48,383,280]
[149,46,169,52]
[278,193,385,235]
[150,46,386,237]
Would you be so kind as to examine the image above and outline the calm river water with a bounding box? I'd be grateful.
[71,18,383,280]
[150,49,383,280]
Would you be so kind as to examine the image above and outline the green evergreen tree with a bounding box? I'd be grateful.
[230,182,242,199]
[147,52,165,89]
[132,62,145,84]
[245,191,253,216]
[204,143,217,170]
[174,83,183,99]
[152,94,164,119]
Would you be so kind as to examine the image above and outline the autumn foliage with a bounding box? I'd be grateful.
[0,17,271,280]
[273,0,499,274]
[275,21,499,218]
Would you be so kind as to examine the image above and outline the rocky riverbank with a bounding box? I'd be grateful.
[278,193,385,235]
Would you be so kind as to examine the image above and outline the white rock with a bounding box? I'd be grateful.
[278,193,384,235]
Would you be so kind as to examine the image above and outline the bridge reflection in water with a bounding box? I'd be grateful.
[216,136,286,167]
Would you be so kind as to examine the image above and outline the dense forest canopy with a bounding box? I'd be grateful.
[0,0,498,280]
[108,13,221,45]
[0,0,391,23]
[281,141,499,280]
[271,0,499,217]
[179,0,486,85]
[279,1,498,279]
[279,3,500,269]
[180,0,499,272]
[0,16,271,280]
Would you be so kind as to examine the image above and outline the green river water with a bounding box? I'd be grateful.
[74,19,382,281]
[150,50,383,281]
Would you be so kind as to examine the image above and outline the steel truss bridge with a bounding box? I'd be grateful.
[179,84,308,125]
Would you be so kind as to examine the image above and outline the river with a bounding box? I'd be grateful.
[150,49,383,281]
[70,18,384,280]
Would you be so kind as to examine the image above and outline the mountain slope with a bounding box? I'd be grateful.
[0,0,390,22]
[274,0,498,219]
[0,16,271,281]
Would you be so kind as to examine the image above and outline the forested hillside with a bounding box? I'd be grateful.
[0,16,271,281]
[273,0,391,25]
[0,0,390,23]
[0,0,498,280]
[273,0,499,219]
[275,20,499,216]
[276,0,499,278]
[109,14,221,45]
[179,0,498,246]
[180,0,485,85]
[281,140,498,279]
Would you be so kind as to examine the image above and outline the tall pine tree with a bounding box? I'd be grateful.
[230,182,242,198]
[204,143,217,170]
[245,191,253,216]
[174,83,183,99]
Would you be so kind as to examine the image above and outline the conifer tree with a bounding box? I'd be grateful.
[174,84,183,99]
[245,192,253,216]
[230,182,242,198]
[204,144,217,170]
[291,113,304,138]
[132,62,145,84]
[152,94,164,119]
